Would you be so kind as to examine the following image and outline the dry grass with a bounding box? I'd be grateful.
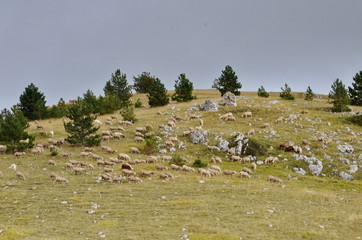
[0,90,361,240]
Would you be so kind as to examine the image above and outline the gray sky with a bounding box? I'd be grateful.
[1,0,362,109]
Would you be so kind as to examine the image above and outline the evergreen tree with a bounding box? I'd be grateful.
[257,86,269,98]
[147,78,170,107]
[120,105,137,122]
[19,83,48,120]
[280,83,295,100]
[329,79,351,112]
[171,73,196,102]
[82,89,101,114]
[0,106,34,152]
[47,98,68,118]
[104,69,132,107]
[133,72,156,93]
[212,65,242,96]
[348,71,362,106]
[63,100,101,146]
[305,86,314,101]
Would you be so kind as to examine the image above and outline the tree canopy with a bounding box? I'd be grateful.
[348,71,362,106]
[133,72,157,93]
[18,83,47,120]
[147,78,170,107]
[171,73,196,102]
[104,69,133,107]
[212,65,242,96]
[329,79,351,112]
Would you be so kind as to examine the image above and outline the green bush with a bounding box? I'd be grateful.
[169,155,187,166]
[192,159,208,168]
[257,86,269,98]
[134,99,143,108]
[280,83,295,100]
[143,136,158,155]
[347,115,362,126]
[120,105,137,122]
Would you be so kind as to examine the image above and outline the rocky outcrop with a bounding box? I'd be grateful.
[190,130,208,144]
[339,171,354,181]
[222,92,237,106]
[200,100,218,111]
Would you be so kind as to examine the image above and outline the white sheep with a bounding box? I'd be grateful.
[128,176,143,183]
[268,175,283,184]
[72,167,86,175]
[247,129,255,136]
[49,131,54,137]
[134,136,145,143]
[182,165,195,172]
[242,111,252,118]
[48,160,57,167]
[241,167,253,175]
[139,170,154,177]
[171,164,182,170]
[239,171,251,178]
[54,175,69,184]
[0,145,7,153]
[130,147,140,154]
[94,119,102,125]
[198,168,211,177]
[118,153,131,161]
[9,163,17,171]
[155,164,168,170]
[122,169,136,176]
[223,170,236,176]
[159,172,173,180]
[16,171,26,180]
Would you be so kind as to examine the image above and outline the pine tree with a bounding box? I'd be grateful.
[329,79,351,112]
[82,89,101,114]
[147,78,170,107]
[19,83,48,120]
[0,106,34,152]
[212,65,242,96]
[171,73,196,102]
[305,86,314,101]
[257,86,269,98]
[104,69,132,108]
[280,83,295,100]
[348,71,362,106]
[133,72,156,93]
[63,100,101,146]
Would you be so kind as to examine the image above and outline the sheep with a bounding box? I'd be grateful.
[102,135,112,141]
[208,169,220,176]
[48,160,57,167]
[14,152,26,158]
[0,145,7,154]
[189,114,198,120]
[207,145,219,152]
[112,175,126,183]
[31,148,43,155]
[130,147,140,154]
[121,163,133,171]
[293,146,303,154]
[54,176,69,184]
[261,123,270,128]
[69,160,80,166]
[147,156,158,163]
[199,118,204,127]
[219,112,233,120]
[268,175,283,184]
[72,167,86,175]
[19,138,29,144]
[139,170,154,177]
[118,153,131,161]
[80,151,91,157]
[223,170,236,176]
[169,137,180,143]
[167,120,176,128]
[302,139,311,145]
[198,168,211,177]
[210,156,222,164]
[101,174,111,181]
[155,164,168,170]
[16,171,26,180]
[160,155,172,162]
[122,169,136,176]
[209,165,221,173]
[103,168,113,173]
[159,172,173,180]
[129,159,146,165]
[348,135,357,141]
[61,152,72,158]
[182,165,195,172]
[109,157,122,164]
[36,124,44,130]
[231,155,242,162]
[247,129,255,136]
[165,140,175,148]
[171,164,182,170]
[91,154,103,161]
[157,111,163,116]
[239,171,251,178]
[134,136,145,143]
[135,127,147,132]
[9,163,17,171]
[226,115,236,121]
[242,111,252,118]
[49,131,54,137]
[174,115,183,121]
[240,156,251,163]
[84,147,95,152]
[265,156,279,165]
[106,148,117,154]
[97,160,106,166]
[118,120,133,126]
[135,131,144,137]
[241,167,253,175]
[50,172,58,179]
[251,162,257,171]
[94,119,102,125]
[64,163,74,169]
[145,131,155,138]
[182,130,192,137]
[301,109,309,114]
[113,132,125,139]
[275,116,284,123]
[128,176,143,183]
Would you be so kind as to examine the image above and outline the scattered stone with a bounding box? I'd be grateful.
[339,171,354,181]
[339,158,350,165]
[293,168,306,175]
[348,165,358,174]
[190,130,208,144]
[256,161,264,165]
[222,92,237,106]
[337,144,354,154]
[200,100,219,111]
[218,139,229,151]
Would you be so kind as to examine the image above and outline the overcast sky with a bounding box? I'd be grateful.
[1,0,362,109]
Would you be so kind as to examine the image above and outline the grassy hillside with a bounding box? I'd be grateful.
[0,90,361,240]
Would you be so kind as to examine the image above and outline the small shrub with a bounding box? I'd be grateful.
[134,99,143,108]
[257,86,269,98]
[120,105,137,122]
[50,148,59,156]
[192,159,208,168]
[169,155,187,166]
[143,136,158,155]
[280,83,295,100]
[347,115,362,126]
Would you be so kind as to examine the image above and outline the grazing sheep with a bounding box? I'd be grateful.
[251,162,257,171]
[189,114,198,120]
[64,163,74,169]
[61,152,72,158]
[242,111,252,118]
[128,176,143,183]
[174,115,183,121]
[261,123,270,128]
[134,136,145,143]
[348,135,357,141]
[97,160,106,166]
[199,118,204,127]
[49,131,54,137]
[14,152,26,158]
[159,172,173,180]
[275,116,284,123]
[118,153,131,161]
[182,165,195,172]
[210,156,222,164]
[231,155,242,162]
[155,164,168,170]
[226,115,236,121]
[247,129,255,136]
[302,139,311,145]
[94,119,102,125]
[91,154,103,161]
[147,156,158,163]
[54,176,69,184]
[209,165,222,173]
[182,130,192,137]
[265,156,279,165]
[103,168,113,173]
[80,151,91,157]
[301,109,309,114]
[48,160,57,167]
[135,127,147,132]
[223,170,236,176]
[36,124,44,130]
[122,169,136,176]
[157,111,163,116]
[198,168,211,177]
[171,164,182,170]
[240,156,251,163]
[113,132,125,139]
[160,155,172,162]
[130,147,140,154]
[121,163,133,171]
[84,147,95,152]
[112,175,126,183]
[101,174,111,181]
[268,175,283,184]
[72,167,86,175]
[167,120,176,128]
[31,148,43,155]
[242,167,253,175]
[9,163,17,171]
[169,137,180,143]
[109,157,122,164]
[19,138,29,144]
[239,171,251,178]
[219,112,233,120]
[118,120,133,126]
[139,170,154,177]
[208,169,220,176]
[165,140,175,148]
[16,171,26,180]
